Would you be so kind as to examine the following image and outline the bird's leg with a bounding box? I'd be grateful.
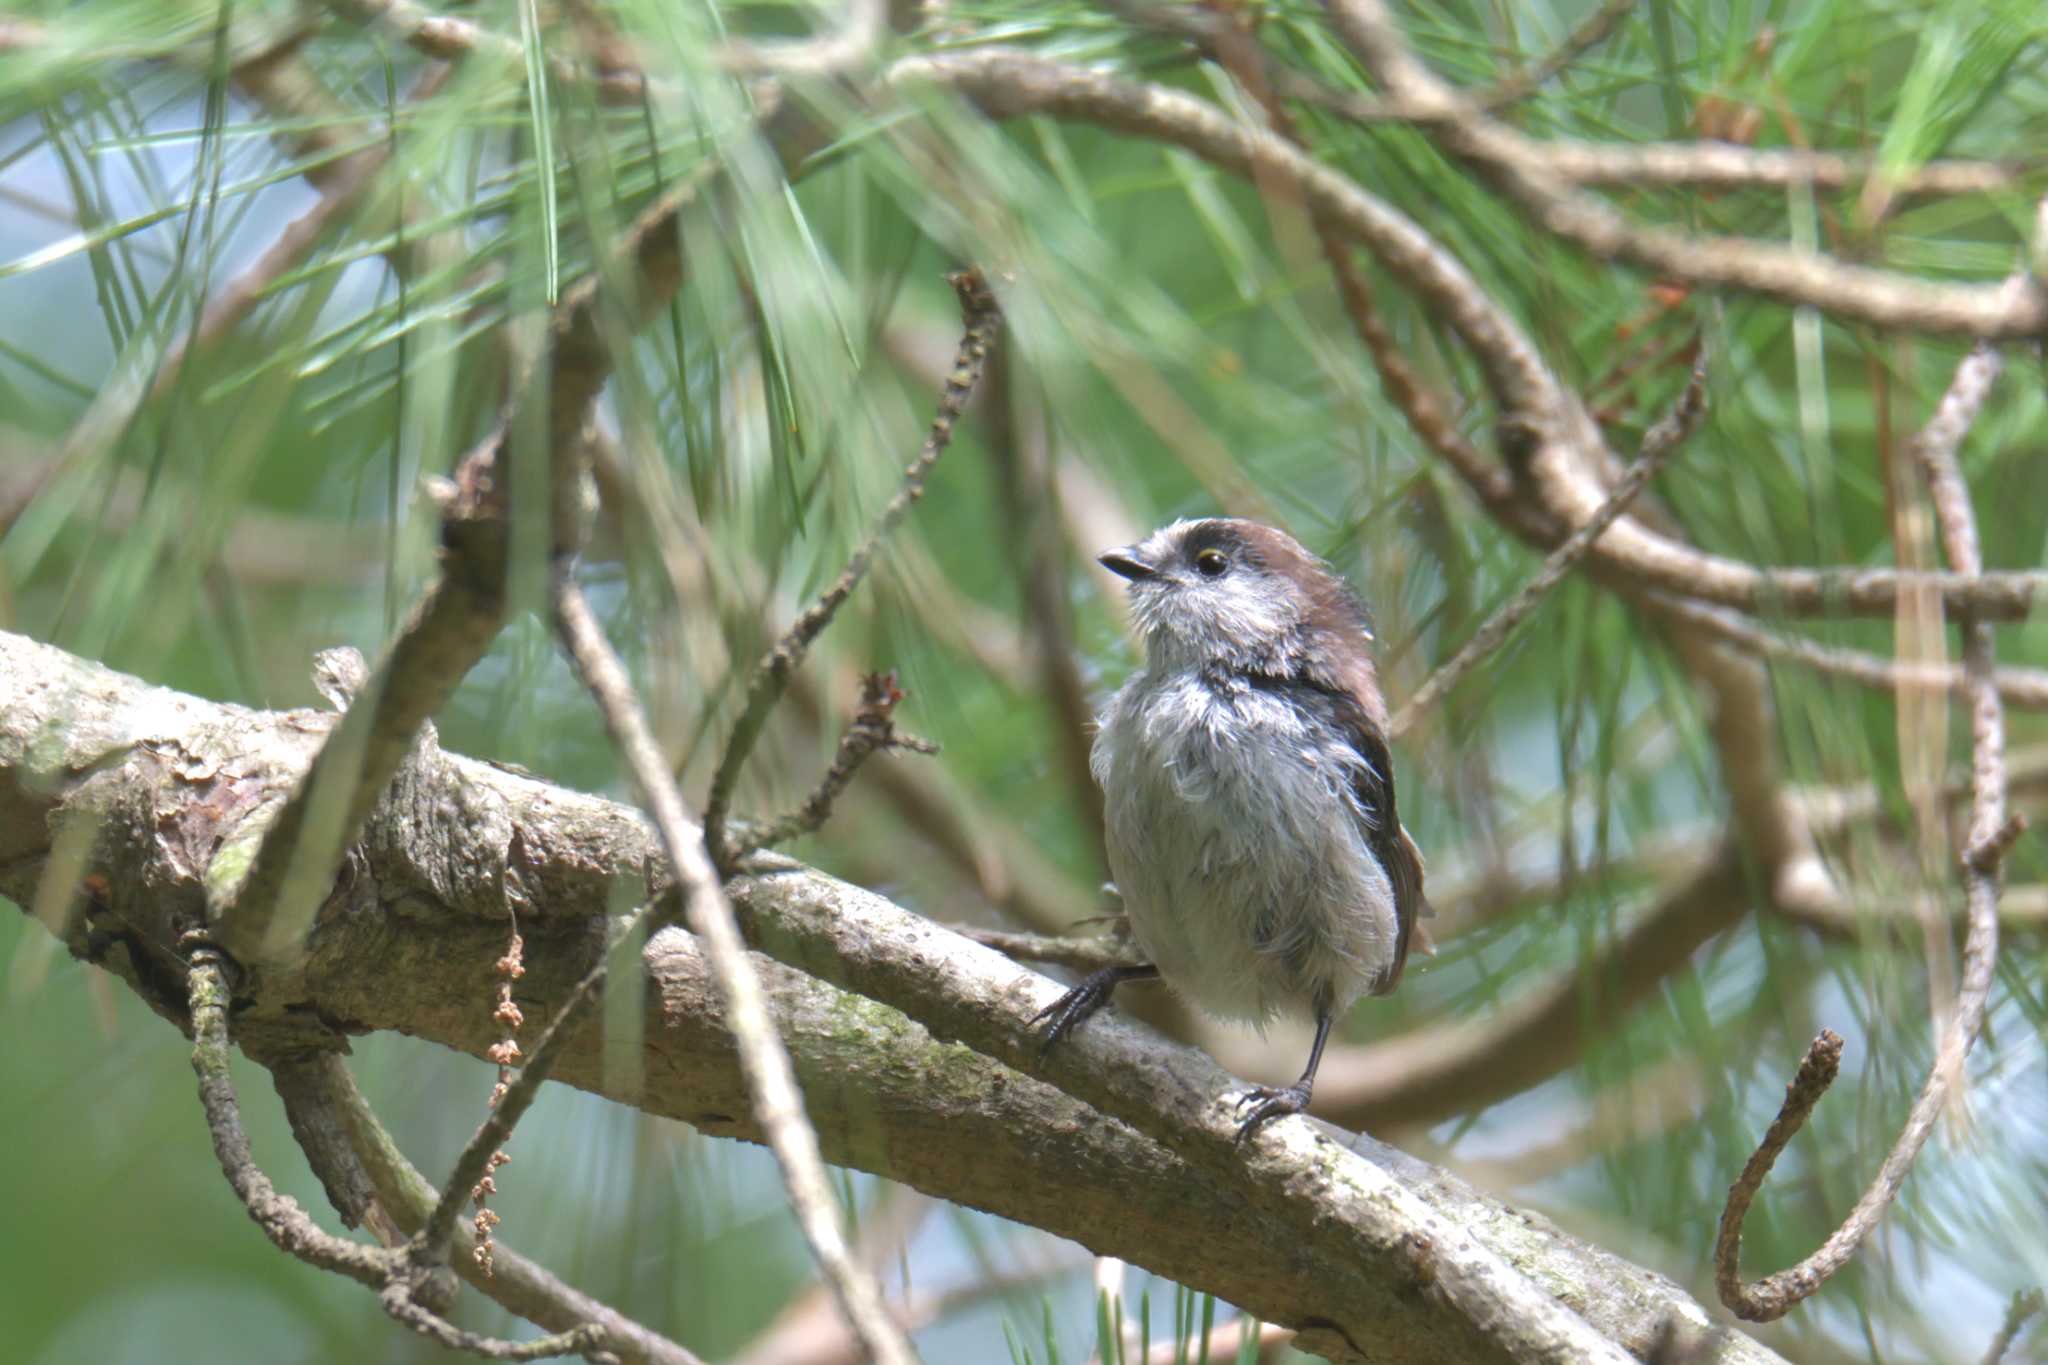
[1030,964,1159,1059]
[1235,1003,1335,1144]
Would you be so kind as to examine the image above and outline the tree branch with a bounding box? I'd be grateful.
[701,268,1002,875]
[887,47,2047,621]
[1390,358,1705,740]
[553,574,915,1365]
[0,628,1782,1364]
[184,942,616,1360]
[1712,341,2020,1322]
[1323,0,2048,337]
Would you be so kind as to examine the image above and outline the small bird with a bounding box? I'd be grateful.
[1034,517,1427,1142]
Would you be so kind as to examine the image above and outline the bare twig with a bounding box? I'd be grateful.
[1291,72,2024,195]
[552,573,917,1365]
[739,671,940,857]
[702,268,1002,875]
[1710,1030,1845,1312]
[1712,342,2019,1323]
[315,1054,707,1365]
[184,941,614,1360]
[1645,593,2048,711]
[1390,358,1705,739]
[1981,1289,2045,1365]
[1476,0,1637,111]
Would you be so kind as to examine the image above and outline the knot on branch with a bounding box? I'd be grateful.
[1967,813,2029,875]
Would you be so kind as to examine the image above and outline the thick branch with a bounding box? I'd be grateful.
[0,629,1780,1364]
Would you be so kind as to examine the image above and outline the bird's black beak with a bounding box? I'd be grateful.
[1098,548,1157,582]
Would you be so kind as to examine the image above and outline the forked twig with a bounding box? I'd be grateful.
[1713,340,2021,1322]
[739,671,939,858]
[183,940,613,1360]
[553,572,918,1365]
[702,268,1002,875]
[311,1053,707,1365]
[1389,357,1706,739]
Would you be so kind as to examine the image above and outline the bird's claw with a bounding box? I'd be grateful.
[1233,1081,1312,1145]
[1030,977,1110,1061]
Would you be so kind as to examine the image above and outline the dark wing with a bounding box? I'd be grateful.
[1240,670,1429,995]
[1341,709,1428,994]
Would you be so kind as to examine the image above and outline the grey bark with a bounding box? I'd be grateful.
[0,628,1777,1363]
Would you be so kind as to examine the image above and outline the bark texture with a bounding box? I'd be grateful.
[0,629,1775,1363]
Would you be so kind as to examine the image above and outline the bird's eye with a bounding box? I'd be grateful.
[1194,548,1229,578]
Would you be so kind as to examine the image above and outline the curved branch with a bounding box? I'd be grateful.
[887,48,2046,621]
[1390,359,1705,739]
[1323,0,2048,338]
[185,946,615,1361]
[313,1055,706,1365]
[1712,341,2019,1322]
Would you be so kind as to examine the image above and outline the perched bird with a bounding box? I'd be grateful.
[1034,517,1427,1142]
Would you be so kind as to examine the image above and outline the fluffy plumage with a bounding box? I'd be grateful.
[1035,517,1427,1140]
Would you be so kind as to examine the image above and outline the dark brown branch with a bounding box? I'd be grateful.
[552,573,917,1365]
[1202,14,1537,536]
[702,268,1002,875]
[1390,357,1705,739]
